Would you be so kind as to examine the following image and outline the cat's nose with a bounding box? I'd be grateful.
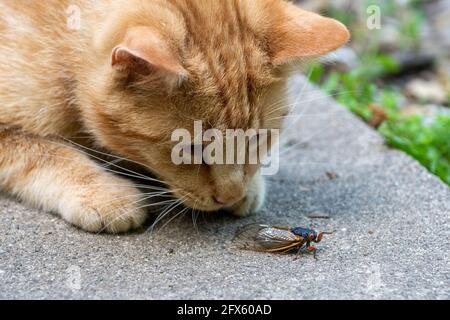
[213,190,244,207]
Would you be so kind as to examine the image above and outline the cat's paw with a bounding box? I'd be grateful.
[229,173,266,217]
[60,176,147,233]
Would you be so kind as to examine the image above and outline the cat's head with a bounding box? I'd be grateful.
[85,0,349,211]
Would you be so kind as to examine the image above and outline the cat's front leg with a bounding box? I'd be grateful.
[0,128,147,233]
[229,171,266,217]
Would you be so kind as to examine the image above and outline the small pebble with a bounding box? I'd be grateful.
[308,212,331,219]
[326,171,339,180]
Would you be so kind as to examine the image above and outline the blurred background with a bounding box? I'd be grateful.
[295,0,450,185]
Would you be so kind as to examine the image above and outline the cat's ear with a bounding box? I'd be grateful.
[270,4,350,66]
[111,26,188,87]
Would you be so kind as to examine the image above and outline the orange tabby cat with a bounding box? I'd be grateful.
[0,0,349,233]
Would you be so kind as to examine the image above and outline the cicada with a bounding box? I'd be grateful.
[233,224,332,259]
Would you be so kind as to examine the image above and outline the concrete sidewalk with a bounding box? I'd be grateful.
[1,75,449,299]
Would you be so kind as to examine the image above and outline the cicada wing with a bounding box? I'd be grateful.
[233,224,270,250]
[254,227,300,251]
[233,224,299,252]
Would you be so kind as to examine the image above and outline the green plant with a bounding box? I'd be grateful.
[380,115,450,185]
[308,53,400,121]
[310,59,450,185]
[308,2,450,186]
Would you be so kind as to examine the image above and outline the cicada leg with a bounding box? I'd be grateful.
[278,241,305,256]
[315,233,323,243]
[293,240,307,261]
[305,245,318,260]
[279,247,296,255]
[314,231,333,243]
[293,248,304,261]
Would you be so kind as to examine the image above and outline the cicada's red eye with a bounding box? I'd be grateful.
[308,234,315,241]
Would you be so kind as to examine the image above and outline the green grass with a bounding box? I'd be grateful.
[308,59,450,185]
[380,115,450,185]
[308,57,450,186]
[309,53,401,121]
[308,1,450,186]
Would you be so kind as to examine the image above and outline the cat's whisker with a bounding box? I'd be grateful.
[147,196,188,234]
[94,198,180,235]
[268,110,348,122]
[85,183,176,192]
[62,137,169,186]
[53,137,168,185]
[157,206,190,232]
[37,142,154,182]
[20,151,174,194]
[29,149,194,234]
[93,190,175,211]
[266,98,305,117]
[281,87,362,136]
[57,140,153,181]
[101,167,166,184]
[264,94,312,118]
[279,115,343,158]
[288,69,314,110]
[278,70,319,133]
[192,209,198,232]
[278,160,347,166]
[267,89,318,111]
[147,204,184,234]
[269,85,324,112]
[281,90,360,110]
[265,96,294,114]
[191,199,200,234]
[266,90,360,122]
[31,151,144,180]
[32,149,167,186]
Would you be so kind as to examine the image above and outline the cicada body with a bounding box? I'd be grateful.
[234,224,331,258]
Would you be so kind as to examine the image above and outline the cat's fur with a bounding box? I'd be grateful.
[0,0,349,233]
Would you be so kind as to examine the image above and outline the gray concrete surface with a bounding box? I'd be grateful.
[0,75,449,300]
